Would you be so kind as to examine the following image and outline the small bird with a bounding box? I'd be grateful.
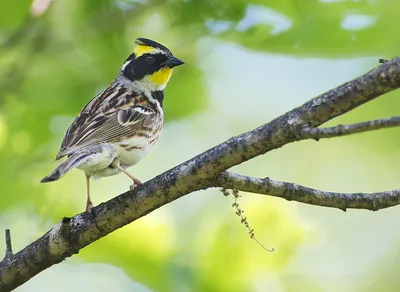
[41,38,184,213]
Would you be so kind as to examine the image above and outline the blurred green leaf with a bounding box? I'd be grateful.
[0,0,31,30]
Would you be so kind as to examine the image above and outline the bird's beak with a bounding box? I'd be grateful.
[162,56,184,68]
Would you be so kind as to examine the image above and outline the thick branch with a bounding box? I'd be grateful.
[296,58,400,127]
[300,116,400,139]
[1,58,400,291]
[216,172,400,211]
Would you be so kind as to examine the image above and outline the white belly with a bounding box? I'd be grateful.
[116,136,155,168]
[77,143,119,178]
[76,131,160,179]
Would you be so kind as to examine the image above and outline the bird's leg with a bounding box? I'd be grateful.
[111,160,142,191]
[85,174,94,213]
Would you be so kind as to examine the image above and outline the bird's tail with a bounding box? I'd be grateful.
[41,153,91,183]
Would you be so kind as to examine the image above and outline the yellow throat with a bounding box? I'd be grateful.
[148,67,173,87]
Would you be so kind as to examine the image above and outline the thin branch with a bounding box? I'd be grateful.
[0,58,400,291]
[300,116,400,140]
[216,172,400,212]
[3,230,13,260]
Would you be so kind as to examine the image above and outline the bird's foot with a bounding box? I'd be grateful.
[86,200,94,214]
[130,180,142,192]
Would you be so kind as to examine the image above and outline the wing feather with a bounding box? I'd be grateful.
[57,103,158,159]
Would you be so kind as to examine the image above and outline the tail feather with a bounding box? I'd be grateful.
[41,153,91,183]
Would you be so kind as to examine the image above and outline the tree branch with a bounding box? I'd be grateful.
[300,116,400,140]
[1,58,400,291]
[216,172,400,212]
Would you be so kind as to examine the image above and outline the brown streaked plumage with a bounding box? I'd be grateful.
[41,38,184,213]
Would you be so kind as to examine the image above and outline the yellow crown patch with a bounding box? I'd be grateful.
[134,44,156,57]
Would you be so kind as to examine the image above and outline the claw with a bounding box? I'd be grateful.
[130,180,142,192]
[86,200,93,214]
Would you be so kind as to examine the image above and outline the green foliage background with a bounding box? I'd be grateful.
[1,0,400,291]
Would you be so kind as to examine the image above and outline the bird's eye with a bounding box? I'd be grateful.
[146,56,155,64]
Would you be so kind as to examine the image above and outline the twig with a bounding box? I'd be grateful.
[231,189,274,252]
[300,117,400,140]
[216,172,400,212]
[3,230,13,260]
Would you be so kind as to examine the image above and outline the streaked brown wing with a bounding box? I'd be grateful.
[58,86,117,156]
[56,105,158,159]
[86,105,158,143]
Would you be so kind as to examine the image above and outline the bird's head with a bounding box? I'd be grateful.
[120,38,184,92]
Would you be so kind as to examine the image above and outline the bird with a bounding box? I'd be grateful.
[41,38,184,213]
